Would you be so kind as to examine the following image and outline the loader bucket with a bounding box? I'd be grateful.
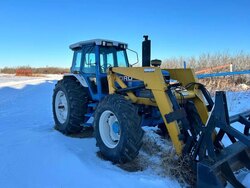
[197,142,250,187]
[193,91,250,187]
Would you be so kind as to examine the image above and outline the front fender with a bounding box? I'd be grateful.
[63,73,88,88]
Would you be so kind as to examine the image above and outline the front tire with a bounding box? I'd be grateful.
[52,77,88,134]
[94,94,143,163]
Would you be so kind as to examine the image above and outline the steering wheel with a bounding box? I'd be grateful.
[101,64,112,73]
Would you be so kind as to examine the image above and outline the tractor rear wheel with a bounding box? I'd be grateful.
[52,77,88,134]
[94,94,143,163]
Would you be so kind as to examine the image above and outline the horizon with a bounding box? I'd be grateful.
[0,50,249,69]
[0,0,250,68]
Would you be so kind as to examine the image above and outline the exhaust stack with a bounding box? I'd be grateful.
[142,35,151,67]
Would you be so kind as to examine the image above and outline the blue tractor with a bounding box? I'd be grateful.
[52,37,154,163]
[53,36,250,187]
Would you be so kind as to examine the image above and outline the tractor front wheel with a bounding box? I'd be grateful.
[94,94,143,163]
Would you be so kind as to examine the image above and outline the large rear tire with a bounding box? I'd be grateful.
[52,77,89,134]
[94,94,143,163]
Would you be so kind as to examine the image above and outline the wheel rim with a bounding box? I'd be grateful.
[55,90,68,124]
[99,110,121,149]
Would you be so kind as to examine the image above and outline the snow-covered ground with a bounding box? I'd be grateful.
[0,74,62,88]
[0,74,249,188]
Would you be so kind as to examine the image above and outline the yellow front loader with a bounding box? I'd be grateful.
[106,66,250,187]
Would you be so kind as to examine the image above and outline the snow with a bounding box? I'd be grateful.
[0,74,62,89]
[0,74,179,188]
[0,74,249,188]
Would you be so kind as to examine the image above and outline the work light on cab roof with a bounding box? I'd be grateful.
[69,39,128,50]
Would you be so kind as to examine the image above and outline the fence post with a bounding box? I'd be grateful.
[230,63,234,81]
[230,63,233,72]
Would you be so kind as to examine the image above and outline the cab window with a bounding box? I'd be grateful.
[100,47,128,73]
[117,50,127,67]
[82,46,96,74]
[71,50,82,72]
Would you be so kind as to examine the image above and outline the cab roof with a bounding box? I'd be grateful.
[69,39,128,50]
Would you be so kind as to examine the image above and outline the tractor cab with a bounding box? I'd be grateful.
[69,39,129,101]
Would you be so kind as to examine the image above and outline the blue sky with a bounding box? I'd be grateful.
[0,0,249,68]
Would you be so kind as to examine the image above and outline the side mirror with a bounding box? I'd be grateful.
[127,48,139,66]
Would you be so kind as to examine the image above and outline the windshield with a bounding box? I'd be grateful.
[100,46,129,73]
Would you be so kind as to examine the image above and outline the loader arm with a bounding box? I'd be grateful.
[107,67,209,155]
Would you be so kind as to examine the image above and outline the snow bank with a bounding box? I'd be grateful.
[0,74,62,89]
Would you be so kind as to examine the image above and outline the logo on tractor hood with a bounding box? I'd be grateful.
[119,76,133,81]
